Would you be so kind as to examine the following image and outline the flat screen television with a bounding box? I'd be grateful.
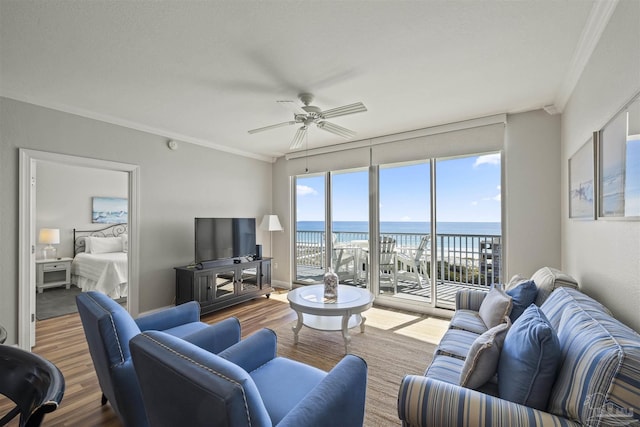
[195,217,256,263]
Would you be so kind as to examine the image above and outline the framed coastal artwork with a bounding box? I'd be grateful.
[92,197,128,224]
[569,135,596,219]
[598,95,640,219]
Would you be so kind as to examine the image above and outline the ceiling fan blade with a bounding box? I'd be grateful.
[248,121,296,134]
[317,121,356,138]
[321,102,367,119]
[277,100,307,116]
[289,126,308,149]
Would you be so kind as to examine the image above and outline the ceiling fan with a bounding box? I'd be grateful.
[248,93,367,149]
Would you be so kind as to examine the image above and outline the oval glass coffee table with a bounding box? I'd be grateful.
[287,285,374,354]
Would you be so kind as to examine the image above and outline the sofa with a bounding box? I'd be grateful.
[398,267,640,427]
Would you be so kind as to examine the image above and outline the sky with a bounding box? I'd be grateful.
[296,153,502,222]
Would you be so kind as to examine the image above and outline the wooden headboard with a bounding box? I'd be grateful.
[73,223,128,256]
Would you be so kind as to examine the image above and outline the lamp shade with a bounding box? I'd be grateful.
[260,215,283,232]
[38,228,60,245]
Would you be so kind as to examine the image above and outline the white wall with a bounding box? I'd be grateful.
[36,162,127,259]
[561,0,640,332]
[0,97,273,345]
[505,110,562,277]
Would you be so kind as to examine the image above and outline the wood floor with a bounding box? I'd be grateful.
[0,291,449,426]
[0,291,297,427]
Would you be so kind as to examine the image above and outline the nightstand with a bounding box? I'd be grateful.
[36,257,73,293]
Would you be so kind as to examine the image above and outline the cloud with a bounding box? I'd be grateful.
[296,185,318,196]
[482,185,502,202]
[494,185,501,201]
[471,201,478,206]
[400,216,411,221]
[474,153,501,167]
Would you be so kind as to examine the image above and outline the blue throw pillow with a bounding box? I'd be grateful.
[506,280,538,322]
[497,304,560,410]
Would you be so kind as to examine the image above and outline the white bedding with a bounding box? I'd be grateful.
[71,252,128,299]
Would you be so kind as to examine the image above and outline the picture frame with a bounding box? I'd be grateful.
[92,197,128,224]
[569,135,596,219]
[598,95,640,219]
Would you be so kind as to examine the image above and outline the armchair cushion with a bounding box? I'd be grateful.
[251,357,326,425]
[498,304,560,410]
[181,317,242,354]
[460,317,510,389]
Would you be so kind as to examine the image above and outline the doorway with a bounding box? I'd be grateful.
[18,149,140,350]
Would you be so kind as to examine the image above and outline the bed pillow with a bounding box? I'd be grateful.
[82,236,92,253]
[498,304,561,410]
[89,236,124,254]
[506,280,538,322]
[459,317,511,389]
[478,287,512,329]
[120,234,128,252]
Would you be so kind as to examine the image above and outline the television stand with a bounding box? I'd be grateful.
[175,258,272,315]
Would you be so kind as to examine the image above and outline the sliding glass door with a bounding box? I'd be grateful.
[378,162,431,300]
[292,151,502,313]
[435,153,502,308]
[331,169,369,288]
[294,174,325,284]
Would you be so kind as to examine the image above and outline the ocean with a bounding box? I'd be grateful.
[297,221,501,235]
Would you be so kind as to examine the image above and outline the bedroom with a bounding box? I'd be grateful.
[35,161,128,321]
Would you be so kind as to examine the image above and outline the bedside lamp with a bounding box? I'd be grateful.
[260,215,283,257]
[39,228,60,260]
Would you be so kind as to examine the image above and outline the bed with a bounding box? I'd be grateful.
[72,223,128,299]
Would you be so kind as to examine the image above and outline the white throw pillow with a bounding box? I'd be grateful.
[460,317,511,389]
[89,236,123,254]
[120,234,128,253]
[478,287,513,329]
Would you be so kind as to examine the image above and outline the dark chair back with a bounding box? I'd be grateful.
[0,345,65,427]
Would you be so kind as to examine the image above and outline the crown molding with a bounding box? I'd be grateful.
[553,0,618,113]
[1,92,277,163]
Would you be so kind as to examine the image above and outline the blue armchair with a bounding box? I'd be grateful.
[76,291,241,427]
[130,328,368,427]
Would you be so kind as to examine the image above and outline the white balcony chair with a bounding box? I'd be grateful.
[397,235,430,289]
[379,236,397,292]
[332,234,357,284]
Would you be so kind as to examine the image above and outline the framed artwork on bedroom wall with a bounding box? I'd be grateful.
[92,197,128,224]
[597,94,640,219]
[569,133,597,220]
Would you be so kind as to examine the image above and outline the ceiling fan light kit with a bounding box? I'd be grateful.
[248,93,367,150]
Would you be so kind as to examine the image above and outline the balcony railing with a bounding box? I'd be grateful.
[295,231,502,286]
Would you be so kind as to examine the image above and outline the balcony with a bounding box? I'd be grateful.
[295,231,502,308]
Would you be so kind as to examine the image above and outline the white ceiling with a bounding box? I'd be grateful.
[1,1,610,162]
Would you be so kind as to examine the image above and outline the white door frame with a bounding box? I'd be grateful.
[18,149,140,350]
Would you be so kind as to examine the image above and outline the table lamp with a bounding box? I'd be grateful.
[39,228,60,260]
[260,215,283,257]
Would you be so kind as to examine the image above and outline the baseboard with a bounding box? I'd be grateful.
[272,280,291,290]
[139,304,175,317]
